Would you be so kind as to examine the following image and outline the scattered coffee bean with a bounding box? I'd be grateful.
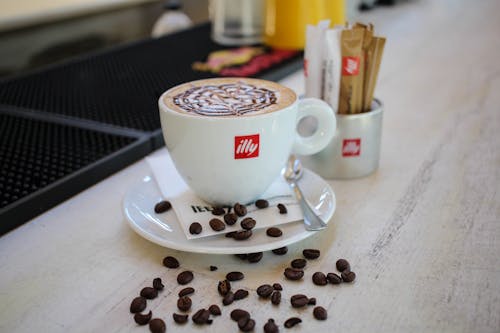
[234,253,248,260]
[212,207,225,216]
[240,217,256,230]
[178,287,195,297]
[336,258,350,272]
[257,284,274,298]
[238,316,256,332]
[140,287,158,299]
[177,270,194,285]
[162,256,179,268]
[313,306,328,320]
[247,252,263,263]
[266,227,283,237]
[272,246,288,255]
[264,319,279,333]
[223,213,238,225]
[218,279,231,296]
[149,318,166,333]
[230,309,250,322]
[189,222,202,235]
[284,267,304,280]
[177,296,192,312]
[222,291,235,305]
[341,270,356,283]
[291,258,307,269]
[277,203,287,214]
[134,310,152,325]
[308,297,317,305]
[234,289,249,300]
[152,278,164,290]
[226,271,244,281]
[192,309,210,325]
[209,218,226,231]
[209,304,221,316]
[255,199,269,209]
[233,229,252,240]
[290,294,309,308]
[272,283,283,291]
[284,317,302,328]
[271,291,281,305]
[234,203,247,217]
[130,296,147,313]
[312,272,328,286]
[303,249,321,259]
[154,200,171,213]
[327,272,342,284]
[210,265,218,271]
[226,231,237,238]
[172,313,188,324]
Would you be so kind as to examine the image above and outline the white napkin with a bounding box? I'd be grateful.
[146,149,302,239]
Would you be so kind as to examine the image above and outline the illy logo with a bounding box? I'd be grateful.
[342,56,360,76]
[342,138,361,157]
[235,134,259,159]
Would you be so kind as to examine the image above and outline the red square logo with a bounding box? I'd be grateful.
[235,134,259,159]
[342,138,361,157]
[342,56,360,76]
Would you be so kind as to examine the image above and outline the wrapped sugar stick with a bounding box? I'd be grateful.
[338,27,364,114]
[304,20,330,99]
[322,26,343,113]
[363,36,386,111]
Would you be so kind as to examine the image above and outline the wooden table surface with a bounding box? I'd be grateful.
[1,0,499,332]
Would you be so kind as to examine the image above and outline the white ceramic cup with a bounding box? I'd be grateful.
[159,78,336,205]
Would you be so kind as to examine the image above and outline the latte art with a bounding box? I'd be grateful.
[173,82,278,116]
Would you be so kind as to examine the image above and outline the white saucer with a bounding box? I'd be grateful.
[123,168,336,254]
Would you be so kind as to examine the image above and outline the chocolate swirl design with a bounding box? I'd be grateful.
[173,82,278,116]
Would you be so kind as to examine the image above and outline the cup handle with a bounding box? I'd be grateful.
[292,98,336,155]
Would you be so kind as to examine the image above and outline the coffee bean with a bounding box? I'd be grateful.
[272,246,288,255]
[234,253,248,260]
[303,249,321,259]
[233,203,247,217]
[341,270,356,283]
[284,317,302,328]
[238,316,256,332]
[209,304,221,316]
[178,287,194,297]
[130,296,147,313]
[162,256,179,268]
[152,278,164,290]
[230,309,250,322]
[291,258,307,269]
[218,279,231,296]
[134,310,152,325]
[240,217,256,230]
[209,218,225,231]
[192,308,210,325]
[226,271,244,281]
[222,291,234,305]
[212,207,225,216]
[210,265,218,271]
[223,213,238,225]
[154,200,171,213]
[177,296,192,311]
[308,297,317,305]
[226,231,237,238]
[277,203,287,214]
[336,258,350,272]
[313,306,328,320]
[233,229,252,240]
[266,227,282,237]
[272,283,282,291]
[312,272,328,286]
[271,290,281,305]
[247,252,263,263]
[290,294,309,308]
[327,272,342,284]
[257,284,274,298]
[149,318,166,333]
[172,313,188,324]
[234,289,249,300]
[140,287,158,299]
[255,199,269,208]
[264,319,279,333]
[177,270,194,285]
[284,267,304,280]
[189,222,202,235]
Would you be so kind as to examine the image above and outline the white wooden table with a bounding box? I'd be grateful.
[1,0,499,332]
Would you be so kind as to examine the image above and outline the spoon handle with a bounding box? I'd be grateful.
[290,181,327,231]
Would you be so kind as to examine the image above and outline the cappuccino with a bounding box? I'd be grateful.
[164,78,296,117]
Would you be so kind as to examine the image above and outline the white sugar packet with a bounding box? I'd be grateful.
[304,20,330,99]
[322,26,343,113]
[146,149,303,239]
